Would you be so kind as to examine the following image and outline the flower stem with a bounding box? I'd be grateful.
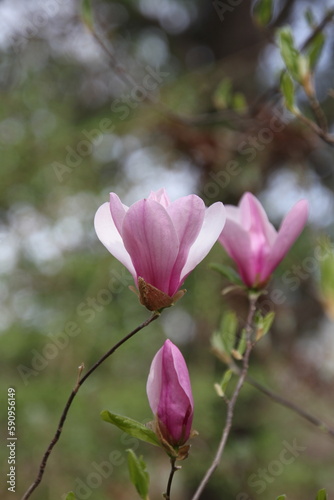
[164,458,179,500]
[191,294,258,500]
[21,313,160,500]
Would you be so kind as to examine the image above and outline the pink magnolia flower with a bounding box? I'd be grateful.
[147,339,193,449]
[219,192,309,288]
[94,188,226,310]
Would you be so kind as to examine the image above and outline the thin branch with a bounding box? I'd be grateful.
[244,374,334,438]
[21,313,160,500]
[191,295,258,500]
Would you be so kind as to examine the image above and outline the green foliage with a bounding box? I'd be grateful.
[276,496,286,500]
[81,0,94,30]
[209,263,243,286]
[127,449,150,500]
[101,410,161,447]
[211,310,239,364]
[280,71,295,111]
[278,27,309,85]
[307,33,325,70]
[316,489,327,500]
[254,311,275,341]
[253,0,274,26]
[215,368,233,397]
[65,493,76,500]
[213,79,247,111]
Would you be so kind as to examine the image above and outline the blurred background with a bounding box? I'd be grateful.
[1,0,334,499]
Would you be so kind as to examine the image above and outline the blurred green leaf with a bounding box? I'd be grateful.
[278,28,300,81]
[253,0,274,26]
[316,489,327,500]
[304,8,315,27]
[232,92,247,112]
[276,496,286,500]
[81,0,94,30]
[220,311,238,353]
[219,368,233,396]
[279,28,311,87]
[280,71,295,111]
[255,311,275,341]
[65,493,76,500]
[101,411,161,447]
[213,78,232,109]
[307,32,325,70]
[127,449,150,500]
[209,263,243,286]
[232,329,247,360]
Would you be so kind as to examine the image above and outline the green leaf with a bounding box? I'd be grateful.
[278,28,302,82]
[307,32,325,70]
[209,263,244,286]
[220,311,238,354]
[213,78,232,109]
[220,368,233,395]
[276,496,286,500]
[304,8,315,28]
[65,493,76,500]
[81,0,94,30]
[316,489,327,500]
[127,449,150,500]
[255,311,275,341]
[232,92,247,112]
[280,71,295,111]
[232,329,246,359]
[101,411,161,447]
[253,0,274,26]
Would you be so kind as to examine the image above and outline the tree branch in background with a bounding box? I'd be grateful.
[191,295,258,500]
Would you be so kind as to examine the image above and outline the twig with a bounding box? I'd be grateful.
[21,313,160,500]
[191,294,258,500]
[300,9,334,52]
[245,374,334,438]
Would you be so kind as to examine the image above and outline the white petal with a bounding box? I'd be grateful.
[94,202,136,279]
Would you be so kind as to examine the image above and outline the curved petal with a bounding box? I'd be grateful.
[109,192,129,235]
[219,218,257,287]
[263,199,309,278]
[240,192,277,247]
[122,199,179,294]
[146,344,163,415]
[94,202,136,279]
[180,202,226,283]
[166,195,205,295]
[158,340,193,445]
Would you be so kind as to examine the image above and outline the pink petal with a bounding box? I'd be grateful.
[94,202,136,278]
[122,199,179,294]
[240,192,277,247]
[180,202,226,283]
[263,199,309,278]
[147,340,193,446]
[166,195,205,295]
[148,188,171,208]
[219,218,257,287]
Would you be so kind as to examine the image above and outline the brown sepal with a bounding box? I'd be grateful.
[137,277,186,312]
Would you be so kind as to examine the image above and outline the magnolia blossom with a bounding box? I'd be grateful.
[94,188,226,309]
[219,192,309,288]
[146,339,193,449]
